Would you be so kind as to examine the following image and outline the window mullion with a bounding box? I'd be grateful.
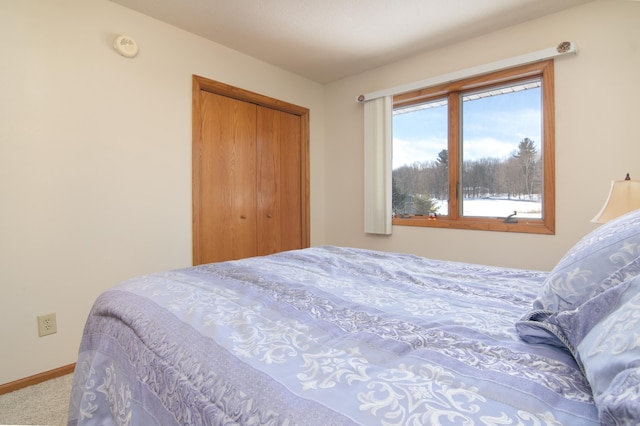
[448,92,461,220]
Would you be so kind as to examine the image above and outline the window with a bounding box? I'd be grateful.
[391,60,555,234]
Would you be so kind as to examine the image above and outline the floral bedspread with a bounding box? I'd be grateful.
[68,246,598,425]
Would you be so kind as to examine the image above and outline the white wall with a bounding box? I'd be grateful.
[0,0,325,384]
[324,0,640,271]
[2,0,639,386]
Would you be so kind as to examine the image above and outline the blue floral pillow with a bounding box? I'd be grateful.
[597,368,640,424]
[517,209,640,422]
[534,209,640,312]
[552,276,640,424]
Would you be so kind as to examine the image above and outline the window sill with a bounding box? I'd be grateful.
[392,216,554,235]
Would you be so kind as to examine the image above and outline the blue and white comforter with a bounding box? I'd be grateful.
[68,246,598,425]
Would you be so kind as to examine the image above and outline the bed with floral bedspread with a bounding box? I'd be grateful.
[68,210,640,425]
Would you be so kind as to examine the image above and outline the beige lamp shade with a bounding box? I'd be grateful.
[591,179,640,223]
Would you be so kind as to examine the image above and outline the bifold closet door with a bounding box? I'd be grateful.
[256,106,302,256]
[196,91,257,263]
[193,75,310,266]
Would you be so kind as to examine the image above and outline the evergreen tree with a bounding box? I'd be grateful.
[392,178,406,214]
[435,149,449,200]
[413,194,437,215]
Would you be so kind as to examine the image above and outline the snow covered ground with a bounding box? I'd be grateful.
[435,198,542,219]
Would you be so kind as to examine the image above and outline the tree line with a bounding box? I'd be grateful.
[393,138,542,215]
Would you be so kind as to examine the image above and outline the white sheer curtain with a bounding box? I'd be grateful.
[364,96,392,234]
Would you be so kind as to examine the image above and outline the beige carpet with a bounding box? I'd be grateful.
[0,374,73,426]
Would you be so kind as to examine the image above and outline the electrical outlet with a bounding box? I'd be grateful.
[37,313,57,337]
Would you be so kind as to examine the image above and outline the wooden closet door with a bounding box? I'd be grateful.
[195,91,257,263]
[256,106,302,256]
[193,75,310,265]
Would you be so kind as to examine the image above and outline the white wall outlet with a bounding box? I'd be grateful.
[37,313,57,337]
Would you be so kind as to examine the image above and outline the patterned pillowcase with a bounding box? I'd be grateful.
[597,367,640,425]
[552,276,640,424]
[515,310,573,350]
[516,209,640,421]
[534,209,640,312]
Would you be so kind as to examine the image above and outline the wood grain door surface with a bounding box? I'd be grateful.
[198,91,257,262]
[193,76,310,265]
[256,106,302,256]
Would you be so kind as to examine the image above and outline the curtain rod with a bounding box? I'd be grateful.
[357,41,577,103]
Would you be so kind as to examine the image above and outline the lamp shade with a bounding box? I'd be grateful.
[591,179,640,223]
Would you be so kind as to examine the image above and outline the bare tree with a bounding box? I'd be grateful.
[512,138,539,199]
[392,138,540,207]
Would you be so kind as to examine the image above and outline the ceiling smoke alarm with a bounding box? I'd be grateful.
[113,35,139,58]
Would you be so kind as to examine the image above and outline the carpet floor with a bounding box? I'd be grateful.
[0,373,73,425]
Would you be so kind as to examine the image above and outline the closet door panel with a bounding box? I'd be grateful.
[197,91,257,263]
[193,75,309,264]
[256,106,302,256]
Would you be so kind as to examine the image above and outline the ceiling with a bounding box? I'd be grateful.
[109,0,594,84]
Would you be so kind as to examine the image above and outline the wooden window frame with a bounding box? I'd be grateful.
[391,60,555,235]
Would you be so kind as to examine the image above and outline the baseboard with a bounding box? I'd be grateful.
[0,363,76,395]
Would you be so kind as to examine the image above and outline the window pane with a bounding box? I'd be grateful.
[393,99,448,217]
[461,81,542,219]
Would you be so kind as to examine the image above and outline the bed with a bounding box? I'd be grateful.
[68,209,640,425]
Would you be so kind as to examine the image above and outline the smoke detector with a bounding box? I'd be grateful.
[113,35,138,58]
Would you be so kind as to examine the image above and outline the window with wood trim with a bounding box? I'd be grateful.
[391,60,555,234]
